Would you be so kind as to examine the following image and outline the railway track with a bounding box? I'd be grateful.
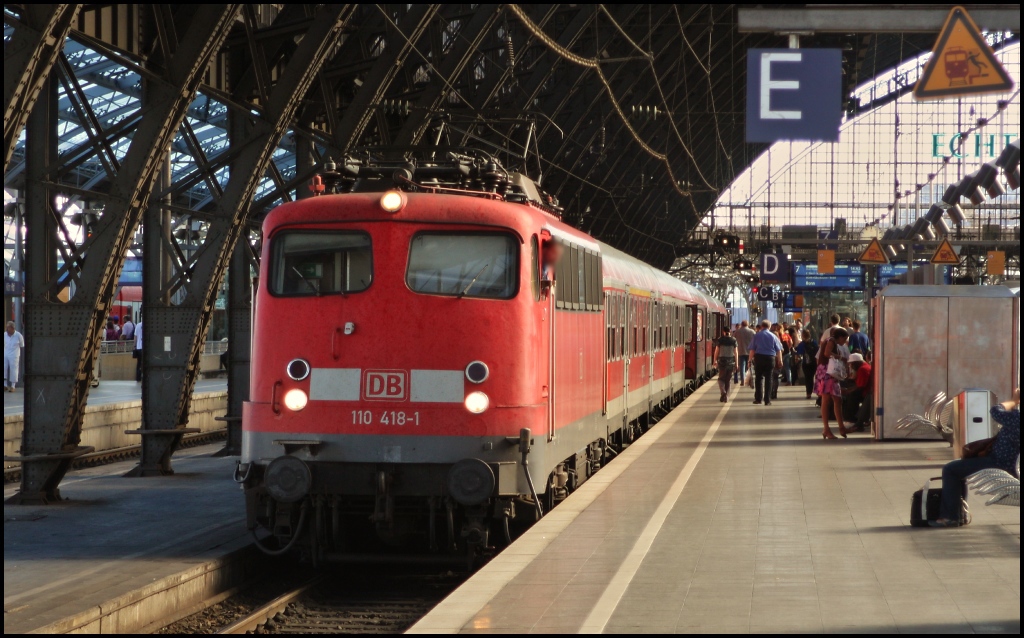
[166,567,465,635]
[3,429,227,484]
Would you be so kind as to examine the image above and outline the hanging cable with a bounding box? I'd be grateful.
[506,3,699,199]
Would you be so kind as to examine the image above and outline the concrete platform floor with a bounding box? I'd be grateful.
[3,379,227,417]
[3,443,246,633]
[412,382,1020,634]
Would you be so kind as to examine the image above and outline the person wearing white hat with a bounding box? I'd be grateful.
[844,353,872,432]
[4,321,25,392]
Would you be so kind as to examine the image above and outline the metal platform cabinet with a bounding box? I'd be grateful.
[872,285,1020,440]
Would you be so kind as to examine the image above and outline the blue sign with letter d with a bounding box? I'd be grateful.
[746,48,842,143]
[760,253,790,282]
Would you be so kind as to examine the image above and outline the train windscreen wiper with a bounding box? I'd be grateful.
[292,267,321,296]
[457,262,491,298]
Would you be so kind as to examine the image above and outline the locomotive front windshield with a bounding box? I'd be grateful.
[406,232,518,299]
[270,231,372,296]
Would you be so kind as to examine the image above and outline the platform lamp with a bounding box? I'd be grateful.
[940,182,966,226]
[925,203,952,236]
[961,171,987,206]
[911,216,935,241]
[995,139,1020,190]
[971,161,1005,199]
[880,228,899,261]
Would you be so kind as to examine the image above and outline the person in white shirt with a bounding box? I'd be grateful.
[134,320,143,382]
[121,312,135,342]
[819,314,841,346]
[4,322,25,392]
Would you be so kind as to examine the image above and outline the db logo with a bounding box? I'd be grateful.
[363,370,407,401]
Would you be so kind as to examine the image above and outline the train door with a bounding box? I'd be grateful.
[668,303,675,399]
[623,289,632,424]
[649,296,658,415]
[548,262,557,442]
[695,307,706,380]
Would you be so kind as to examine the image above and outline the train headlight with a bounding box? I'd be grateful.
[465,391,489,414]
[286,358,310,381]
[379,190,406,213]
[465,361,489,384]
[283,389,308,411]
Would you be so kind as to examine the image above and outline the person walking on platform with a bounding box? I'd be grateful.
[815,327,850,439]
[714,326,738,402]
[795,329,818,400]
[933,389,1019,527]
[4,322,25,392]
[120,312,135,342]
[787,326,801,385]
[848,320,871,356]
[733,320,756,386]
[104,319,120,341]
[769,324,788,400]
[133,320,143,382]
[749,320,783,406]
[820,314,841,345]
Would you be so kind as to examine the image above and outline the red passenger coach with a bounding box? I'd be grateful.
[239,154,725,561]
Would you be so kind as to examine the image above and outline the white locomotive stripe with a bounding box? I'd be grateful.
[577,386,736,634]
[309,368,360,401]
[410,370,464,403]
[308,368,464,402]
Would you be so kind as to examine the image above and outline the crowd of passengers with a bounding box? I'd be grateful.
[712,312,1019,530]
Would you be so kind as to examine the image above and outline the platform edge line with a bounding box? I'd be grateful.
[576,386,735,634]
[405,381,718,634]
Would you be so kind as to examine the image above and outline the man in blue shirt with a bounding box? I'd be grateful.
[848,320,871,356]
[748,320,783,405]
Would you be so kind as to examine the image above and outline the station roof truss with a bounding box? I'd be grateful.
[4,4,945,270]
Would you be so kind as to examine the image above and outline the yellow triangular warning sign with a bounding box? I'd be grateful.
[914,6,1014,100]
[931,238,960,265]
[859,238,889,265]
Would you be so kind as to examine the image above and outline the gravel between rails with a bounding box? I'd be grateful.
[160,565,466,634]
[158,566,312,635]
[257,569,466,634]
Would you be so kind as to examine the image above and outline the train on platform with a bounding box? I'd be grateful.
[239,152,727,563]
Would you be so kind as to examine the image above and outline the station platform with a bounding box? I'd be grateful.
[4,380,228,473]
[3,443,250,634]
[2,379,227,418]
[411,382,1020,634]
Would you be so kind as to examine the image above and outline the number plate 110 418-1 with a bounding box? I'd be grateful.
[352,410,421,426]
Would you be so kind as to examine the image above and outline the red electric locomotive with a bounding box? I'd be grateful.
[239,153,726,561]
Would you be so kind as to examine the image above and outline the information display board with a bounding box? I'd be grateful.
[876,262,953,287]
[791,262,864,291]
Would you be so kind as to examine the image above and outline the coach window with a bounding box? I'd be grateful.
[270,231,372,296]
[406,232,518,299]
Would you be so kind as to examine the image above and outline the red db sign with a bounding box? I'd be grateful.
[363,370,407,401]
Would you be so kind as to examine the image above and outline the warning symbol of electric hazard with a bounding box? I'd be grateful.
[914,6,1014,100]
[930,238,960,265]
[859,238,889,265]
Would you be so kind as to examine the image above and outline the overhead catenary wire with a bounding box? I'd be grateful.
[506,3,699,200]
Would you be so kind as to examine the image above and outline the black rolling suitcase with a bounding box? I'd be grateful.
[910,477,942,527]
[910,477,970,527]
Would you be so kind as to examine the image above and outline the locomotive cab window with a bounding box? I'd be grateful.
[270,231,372,296]
[407,232,518,299]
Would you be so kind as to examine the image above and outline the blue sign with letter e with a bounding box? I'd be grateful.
[746,48,842,143]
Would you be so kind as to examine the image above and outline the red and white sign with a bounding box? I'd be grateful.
[362,370,407,401]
